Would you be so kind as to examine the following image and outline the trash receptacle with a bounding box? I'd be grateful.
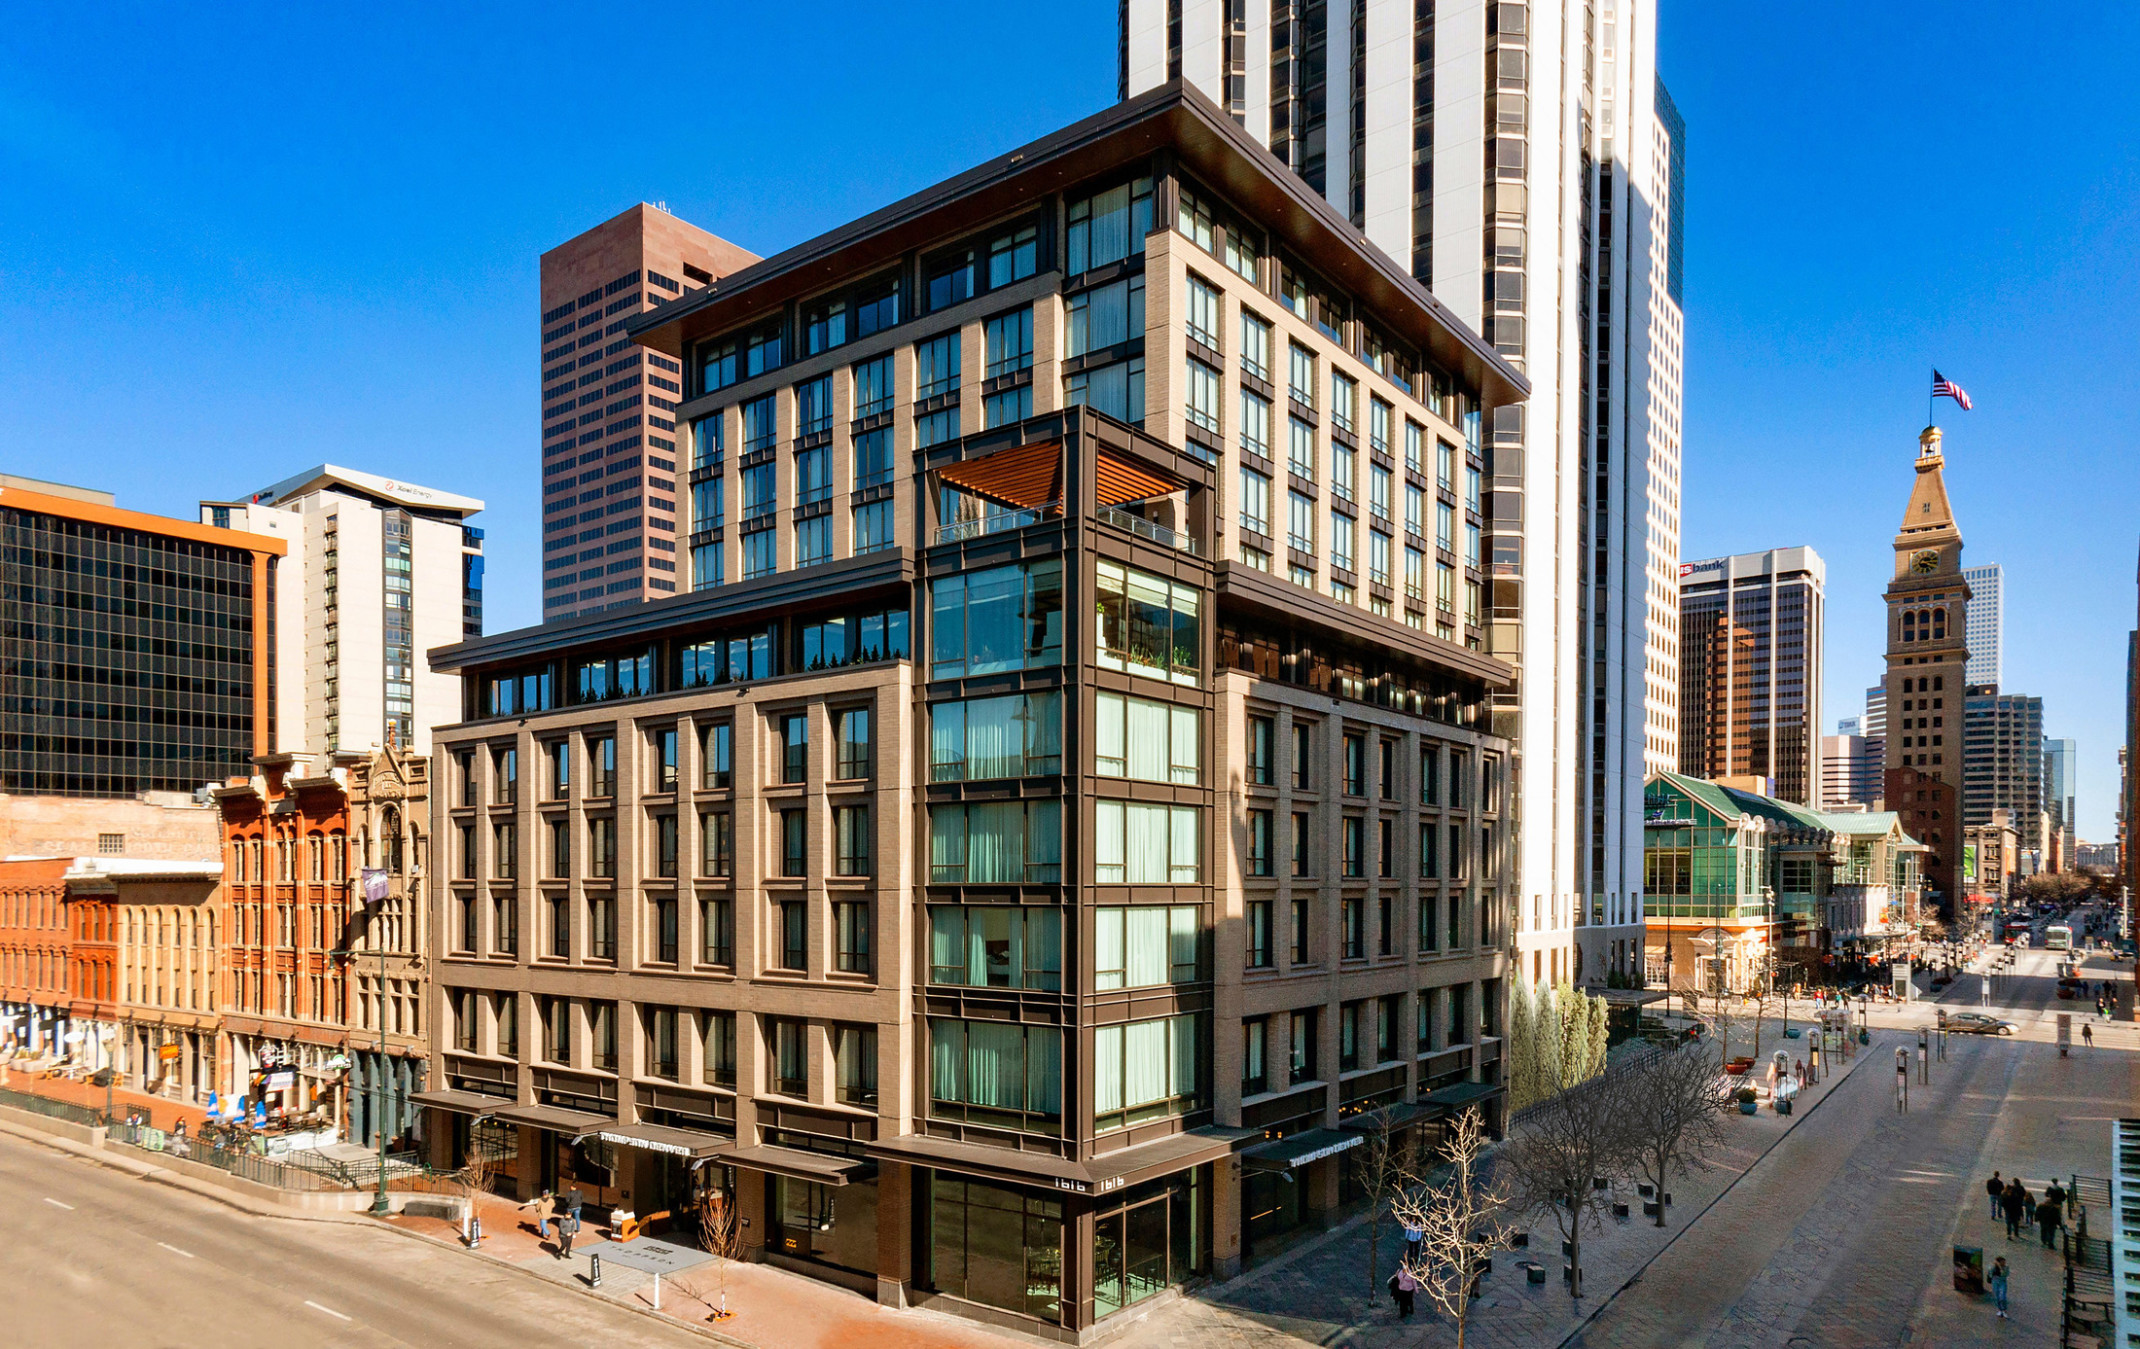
[1952,1244,1984,1294]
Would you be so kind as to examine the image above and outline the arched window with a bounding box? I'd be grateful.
[383,807,404,875]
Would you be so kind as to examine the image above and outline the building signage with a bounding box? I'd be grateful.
[595,1130,694,1158]
[1285,1135,1364,1168]
[158,1044,181,1061]
[360,868,390,905]
[265,1070,296,1091]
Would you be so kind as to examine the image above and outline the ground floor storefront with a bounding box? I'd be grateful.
[1646,918,1778,996]
[119,1014,216,1103]
[348,1050,422,1151]
[0,999,69,1058]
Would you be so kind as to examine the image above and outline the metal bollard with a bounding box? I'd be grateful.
[590,1251,603,1287]
[469,1213,482,1248]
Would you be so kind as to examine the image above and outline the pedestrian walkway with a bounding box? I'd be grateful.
[1116,1033,1874,1349]
[0,1063,210,1132]
[383,1189,1031,1349]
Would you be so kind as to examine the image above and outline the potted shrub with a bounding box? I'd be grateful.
[1736,1086,1758,1115]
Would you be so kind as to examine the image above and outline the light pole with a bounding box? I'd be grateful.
[342,867,394,1216]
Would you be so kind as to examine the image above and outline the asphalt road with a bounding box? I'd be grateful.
[2,1131,709,1349]
[1568,938,2138,1348]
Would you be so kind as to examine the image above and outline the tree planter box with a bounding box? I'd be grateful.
[1509,1232,1530,1249]
[1612,1202,1630,1220]
[1637,1183,1655,1197]
[1562,1240,1575,1256]
[1526,1264,1548,1285]
[1642,1201,1661,1217]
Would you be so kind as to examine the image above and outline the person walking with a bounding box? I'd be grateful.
[1388,1267,1418,1320]
[1402,1221,1423,1266]
[1986,1172,2005,1219]
[2083,1022,2095,1048]
[1988,1256,2010,1319]
[519,1189,557,1243]
[2003,1180,2029,1241]
[560,1185,583,1259]
[2039,1190,2065,1250]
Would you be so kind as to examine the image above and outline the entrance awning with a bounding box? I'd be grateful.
[718,1144,871,1187]
[409,1088,514,1118]
[493,1102,615,1136]
[1341,1101,1431,1133]
[585,1121,731,1161]
[1239,1127,1363,1173]
[1419,1081,1505,1113]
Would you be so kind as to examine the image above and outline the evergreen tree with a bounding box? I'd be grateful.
[1587,991,1611,1077]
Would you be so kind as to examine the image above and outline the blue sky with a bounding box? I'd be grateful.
[1,3,2132,837]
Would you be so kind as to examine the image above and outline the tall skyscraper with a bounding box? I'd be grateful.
[1962,562,2002,688]
[1676,547,1825,804]
[204,465,484,753]
[1882,426,1972,916]
[1962,689,2044,847]
[1121,0,1679,981]
[1819,733,1879,809]
[2044,735,2076,870]
[1864,684,1887,738]
[540,205,758,622]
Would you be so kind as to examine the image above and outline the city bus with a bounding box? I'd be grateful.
[2044,924,2072,951]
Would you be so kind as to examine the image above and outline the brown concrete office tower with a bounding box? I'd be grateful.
[1881,426,1972,919]
[539,205,758,622]
[1676,547,1826,805]
[422,85,1520,1343]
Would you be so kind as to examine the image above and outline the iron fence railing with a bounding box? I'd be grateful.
[0,1083,106,1128]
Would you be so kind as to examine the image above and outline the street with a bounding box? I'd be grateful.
[0,1130,707,1349]
[1568,940,2139,1347]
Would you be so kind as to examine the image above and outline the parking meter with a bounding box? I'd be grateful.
[1895,1047,1909,1112]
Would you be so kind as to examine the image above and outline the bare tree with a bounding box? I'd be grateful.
[1621,1041,1732,1227]
[1393,1107,1510,1349]
[1351,1106,1419,1309]
[695,1182,744,1320]
[1497,1068,1633,1300]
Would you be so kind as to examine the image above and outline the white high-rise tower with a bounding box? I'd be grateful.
[1962,562,2002,688]
[1122,0,1679,985]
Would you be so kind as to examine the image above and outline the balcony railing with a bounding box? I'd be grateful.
[932,501,1062,546]
[1100,504,1199,554]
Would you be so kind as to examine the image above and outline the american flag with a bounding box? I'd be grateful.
[1932,369,1973,411]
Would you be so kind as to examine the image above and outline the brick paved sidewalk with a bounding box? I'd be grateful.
[383,1189,1031,1349]
[1115,1035,1874,1349]
[0,1064,211,1133]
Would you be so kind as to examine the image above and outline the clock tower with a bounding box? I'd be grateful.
[1882,425,1972,920]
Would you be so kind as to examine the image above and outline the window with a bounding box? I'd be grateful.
[1291,899,1310,964]
[835,806,871,877]
[1093,1013,1202,1131]
[548,740,570,799]
[835,900,872,973]
[1247,809,1274,877]
[1370,397,1392,456]
[651,895,679,963]
[496,991,518,1056]
[916,332,961,399]
[1405,545,1425,601]
[1287,416,1316,480]
[591,1000,617,1070]
[929,1179,1065,1322]
[1093,802,1201,883]
[1339,1002,1362,1070]
[1246,717,1275,785]
[1094,905,1201,988]
[1065,276,1144,356]
[929,801,1062,883]
[1240,311,1271,381]
[925,249,974,311]
[589,735,616,798]
[769,1017,806,1096]
[1378,893,1393,953]
[1405,482,1425,538]
[1330,372,1357,435]
[492,821,519,880]
[777,900,806,971]
[852,425,893,491]
[930,692,1062,781]
[1066,177,1152,274]
[781,714,809,784]
[1095,561,1200,685]
[1185,274,1220,349]
[739,393,778,455]
[587,817,616,879]
[982,384,1032,428]
[1064,356,1144,424]
[988,224,1038,287]
[1184,358,1221,434]
[692,411,725,469]
[588,895,616,959]
[1286,491,1316,558]
[1094,692,1199,784]
[1246,899,1273,967]
[1239,390,1271,464]
[652,814,678,879]
[493,746,518,803]
[703,1010,737,1087]
[835,708,873,780]
[796,445,832,507]
[542,995,570,1063]
[795,514,831,568]
[1290,1009,1317,1081]
[1177,185,1215,250]
[931,1019,1063,1131]
[795,374,833,437]
[836,1024,878,1105]
[1419,821,1440,878]
[930,559,1063,678]
[1379,818,1395,879]
[1288,343,1315,406]
[1290,810,1313,877]
[547,894,569,958]
[701,722,733,789]
[700,895,734,966]
[1238,464,1271,537]
[1342,894,1365,957]
[928,906,1063,990]
[1437,439,1455,490]
[984,308,1033,378]
[1420,893,1440,951]
[780,809,806,878]
[1342,734,1365,795]
[853,498,896,553]
[853,353,895,419]
[1420,745,1440,806]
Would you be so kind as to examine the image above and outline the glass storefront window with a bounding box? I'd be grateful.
[772,1175,878,1275]
[929,1176,1063,1323]
[1091,1172,1203,1320]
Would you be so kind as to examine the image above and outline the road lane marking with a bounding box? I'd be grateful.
[304,1301,351,1322]
[158,1241,194,1258]
[42,1197,74,1210]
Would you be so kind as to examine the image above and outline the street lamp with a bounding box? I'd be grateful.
[341,867,394,1217]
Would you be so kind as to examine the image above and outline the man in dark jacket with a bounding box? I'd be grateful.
[2002,1180,2029,1241]
[1985,1172,2004,1219]
[2037,1192,2064,1249]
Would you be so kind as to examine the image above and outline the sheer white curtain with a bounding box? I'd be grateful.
[967,1021,1024,1109]
[1096,693,1127,776]
[931,702,966,781]
[1124,1019,1168,1107]
[1095,908,1126,990]
[1169,808,1200,883]
[1095,801,1127,883]
[931,1018,963,1102]
[966,696,1019,779]
[1126,699,1168,781]
[1094,1025,1124,1113]
[1025,1028,1061,1116]
[1126,907,1168,987]
[1126,804,1169,884]
[1170,707,1200,784]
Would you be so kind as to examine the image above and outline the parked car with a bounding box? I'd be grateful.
[1945,1013,2016,1036]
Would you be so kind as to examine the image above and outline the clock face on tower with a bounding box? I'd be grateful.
[1910,549,1940,575]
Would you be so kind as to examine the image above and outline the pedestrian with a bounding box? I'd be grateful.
[2038,1191,2063,1249]
[520,1189,556,1242]
[1989,1256,2009,1318]
[2002,1180,2028,1240]
[1986,1171,2004,1219]
[560,1185,583,1258]
[2084,1023,2095,1048]
[1389,1267,1418,1319]
[1402,1221,1423,1265]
